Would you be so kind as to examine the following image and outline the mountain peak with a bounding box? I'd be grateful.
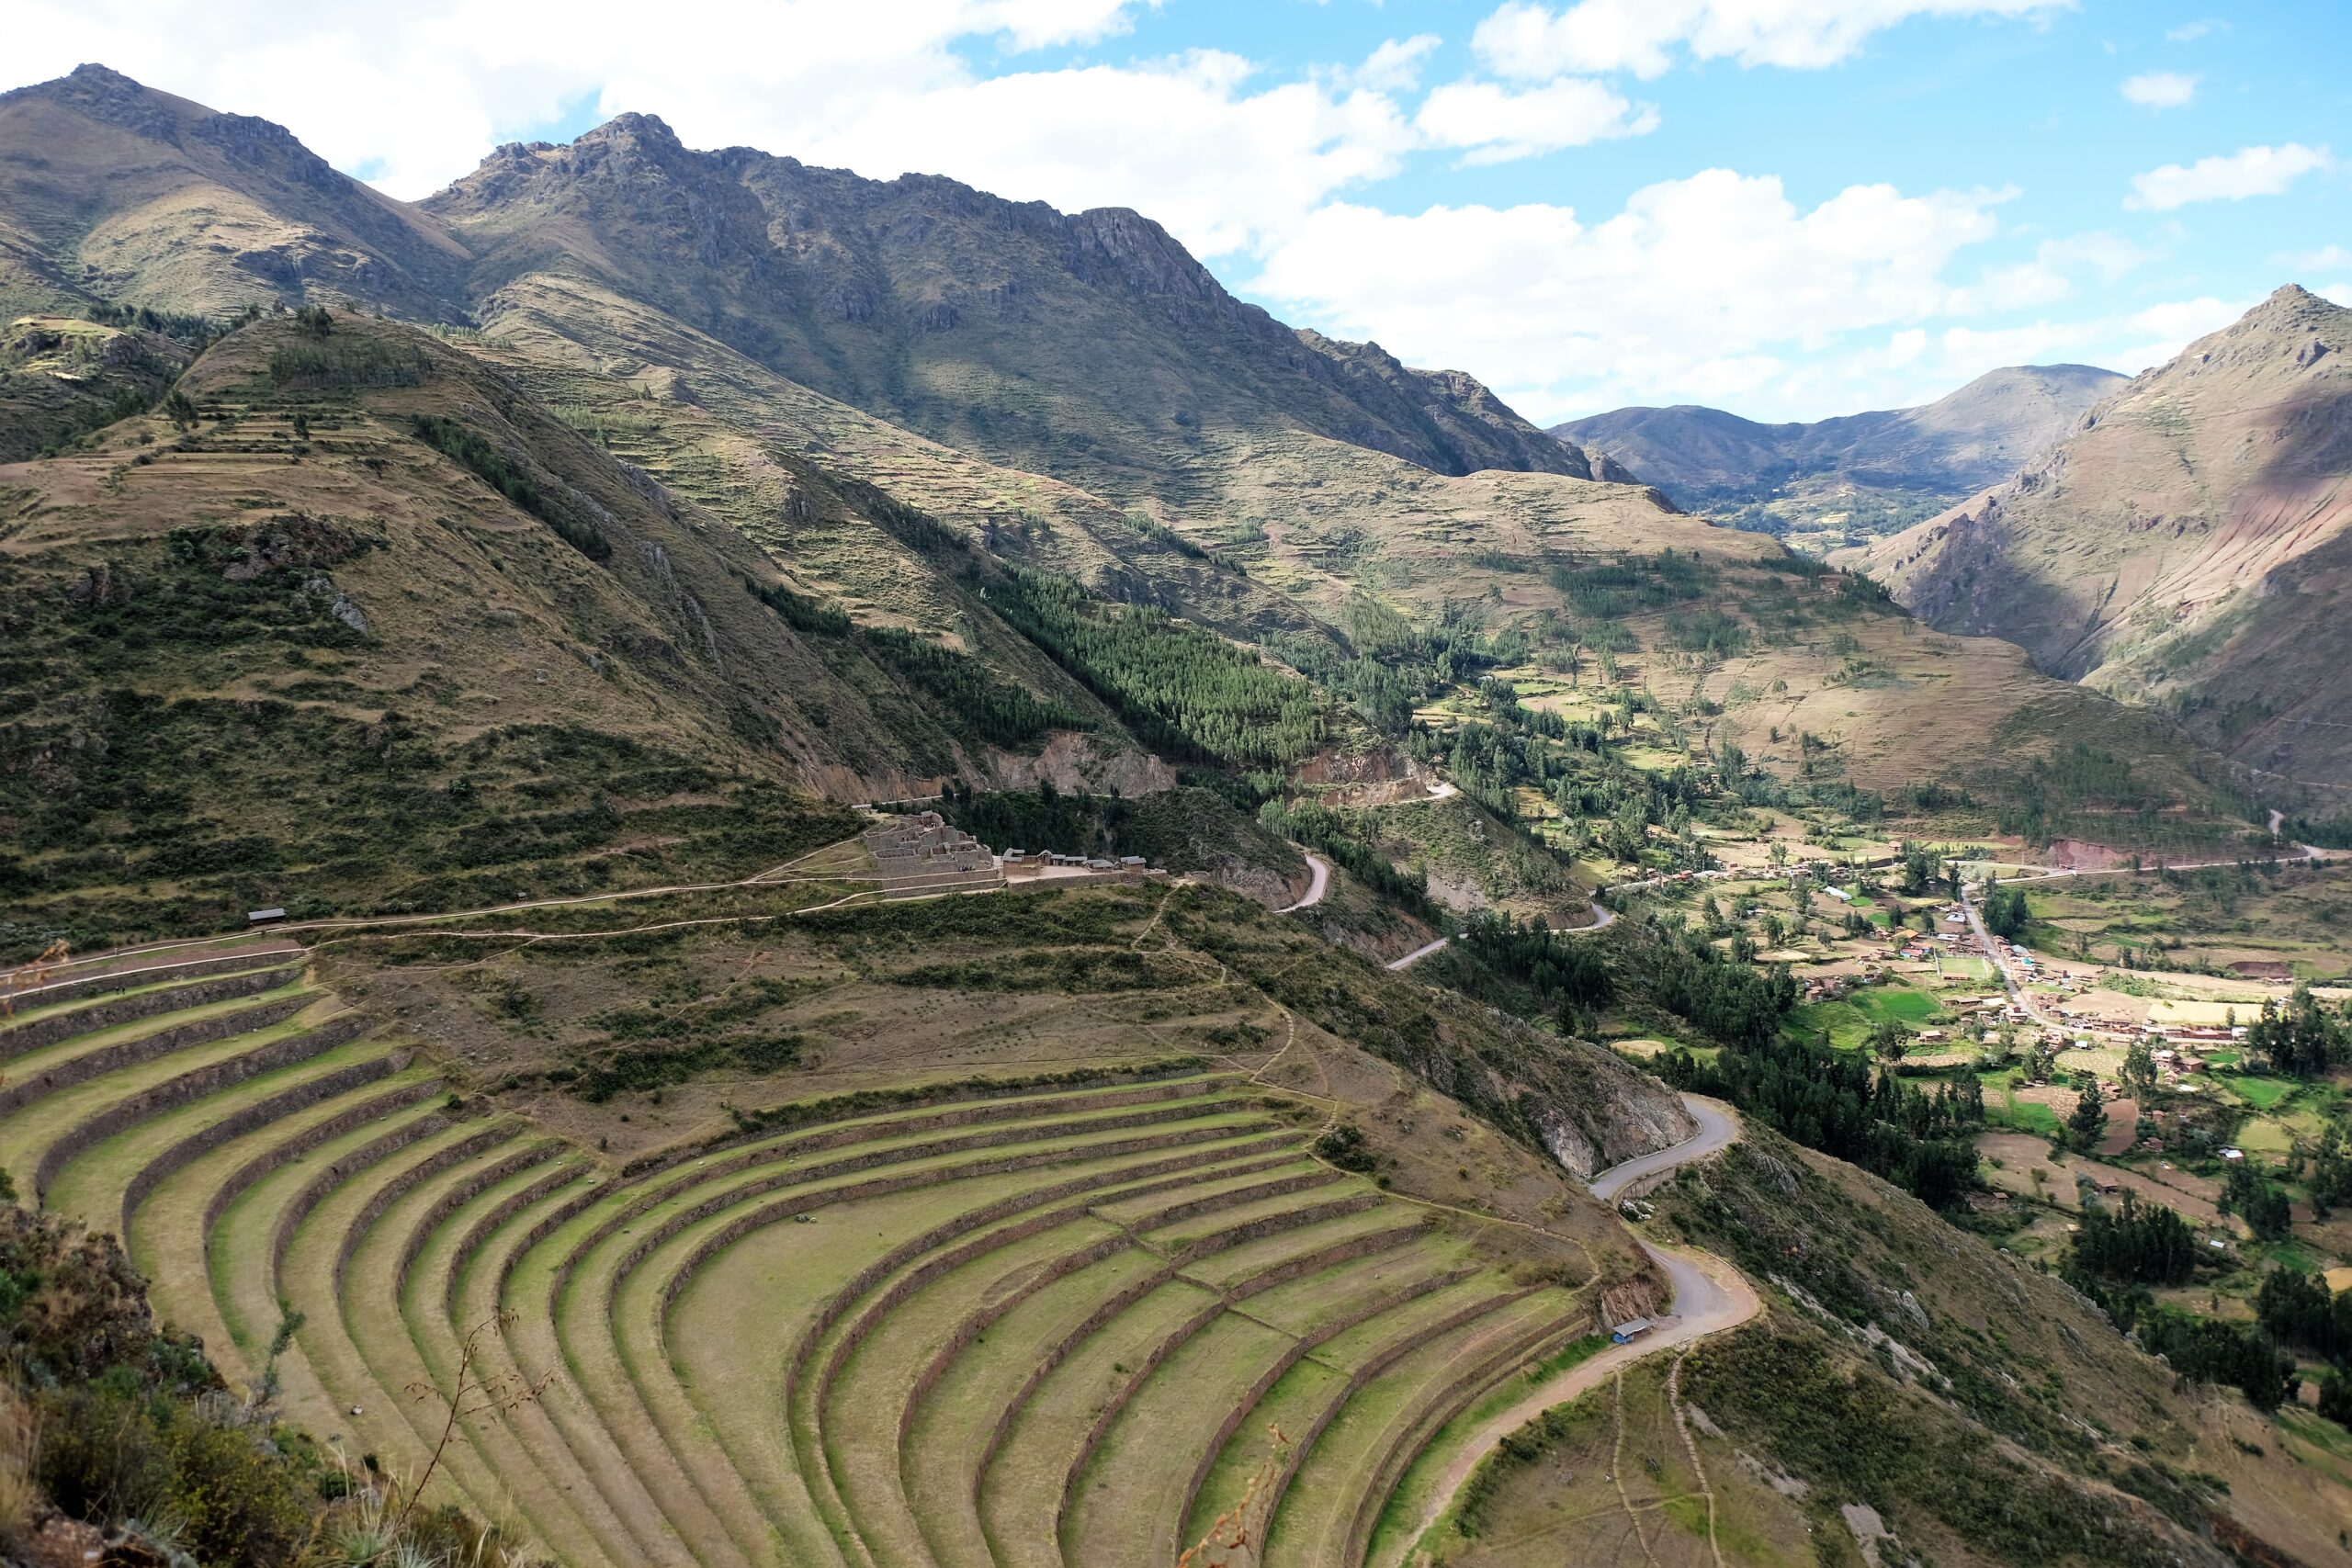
[580,110,684,149]
[0,62,209,141]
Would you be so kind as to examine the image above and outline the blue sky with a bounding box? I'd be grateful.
[15,1,2349,423]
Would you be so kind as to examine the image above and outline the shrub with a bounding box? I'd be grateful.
[1314,1123,1377,1172]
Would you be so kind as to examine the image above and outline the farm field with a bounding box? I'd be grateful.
[0,940,1630,1568]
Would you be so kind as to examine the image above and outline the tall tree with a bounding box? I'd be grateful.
[2068,1074,2109,1152]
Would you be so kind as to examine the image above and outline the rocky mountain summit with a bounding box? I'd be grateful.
[0,68,1577,504]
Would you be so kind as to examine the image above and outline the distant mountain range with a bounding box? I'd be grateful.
[1554,364,2125,549]
[1844,285,2352,786]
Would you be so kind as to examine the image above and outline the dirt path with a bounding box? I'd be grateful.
[1997,842,2335,886]
[1385,1094,1758,1566]
[1276,852,1331,914]
[15,835,886,984]
[1385,937,1449,972]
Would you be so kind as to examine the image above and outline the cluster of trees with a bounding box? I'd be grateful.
[1546,552,1714,620]
[2220,1157,2293,1240]
[2310,1122,2352,1216]
[2248,985,2350,1078]
[2253,1266,2352,1423]
[1662,1037,1984,1208]
[1645,925,1799,1049]
[741,573,852,637]
[2069,1191,2198,1286]
[933,780,1125,860]
[1980,876,2030,941]
[1275,594,1521,738]
[2256,1267,2352,1362]
[1662,607,1751,659]
[1256,799,1442,926]
[1441,908,1613,1027]
[2136,1312,2295,1413]
[408,413,610,561]
[861,629,1089,750]
[2066,1075,2109,1152]
[993,570,1324,768]
[1896,840,1956,897]
[2062,1194,2297,1413]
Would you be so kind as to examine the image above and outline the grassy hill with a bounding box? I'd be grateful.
[0,310,1216,953]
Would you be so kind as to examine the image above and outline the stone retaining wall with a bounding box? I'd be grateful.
[34,1012,372,1200]
[330,1124,523,1295]
[122,1048,409,1236]
[0,966,301,1063]
[202,1080,443,1238]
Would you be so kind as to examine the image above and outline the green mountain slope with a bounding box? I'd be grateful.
[0,310,1198,947]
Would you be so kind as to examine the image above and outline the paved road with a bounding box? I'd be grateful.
[1384,900,1610,974]
[1386,1092,1756,1566]
[1588,1095,1738,1202]
[1957,887,2055,1033]
[1277,852,1332,914]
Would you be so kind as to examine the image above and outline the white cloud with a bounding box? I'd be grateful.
[1471,0,2066,81]
[2278,244,2352,273]
[2125,143,2334,211]
[2120,71,2197,108]
[1414,77,1657,164]
[1347,35,1442,94]
[2165,19,2222,41]
[1247,169,2021,421]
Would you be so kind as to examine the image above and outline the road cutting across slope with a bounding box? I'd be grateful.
[1383,1093,1757,1568]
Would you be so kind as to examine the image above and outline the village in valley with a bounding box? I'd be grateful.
[1589,795,2352,1406]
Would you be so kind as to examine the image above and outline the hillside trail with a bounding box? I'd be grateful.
[13,832,879,985]
[1380,1093,1759,1568]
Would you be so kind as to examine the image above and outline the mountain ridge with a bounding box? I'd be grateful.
[1843,285,2352,790]
[0,66,1579,500]
[1555,363,2126,549]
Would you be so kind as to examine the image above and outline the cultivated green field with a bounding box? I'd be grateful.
[0,945,1611,1568]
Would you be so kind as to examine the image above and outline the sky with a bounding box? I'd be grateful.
[10,0,2349,424]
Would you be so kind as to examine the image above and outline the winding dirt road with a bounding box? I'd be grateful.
[1385,1094,1758,1565]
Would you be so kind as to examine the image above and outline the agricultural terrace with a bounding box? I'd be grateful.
[1,887,1664,1568]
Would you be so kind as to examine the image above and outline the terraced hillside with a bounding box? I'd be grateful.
[6,940,1642,1568]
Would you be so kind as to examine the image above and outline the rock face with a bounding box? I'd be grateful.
[1844,287,2352,786]
[1553,364,2125,542]
[423,113,1582,498]
[0,68,1578,499]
